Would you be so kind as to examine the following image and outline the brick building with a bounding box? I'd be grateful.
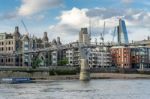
[111,46,131,69]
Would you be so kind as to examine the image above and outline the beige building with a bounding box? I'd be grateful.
[0,26,52,66]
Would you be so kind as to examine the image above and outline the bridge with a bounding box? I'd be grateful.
[0,41,149,58]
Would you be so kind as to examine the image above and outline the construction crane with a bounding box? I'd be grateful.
[102,21,106,38]
[21,20,29,35]
[100,21,105,43]
[89,18,92,41]
[112,27,117,43]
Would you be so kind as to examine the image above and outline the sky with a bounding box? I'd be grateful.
[0,0,150,43]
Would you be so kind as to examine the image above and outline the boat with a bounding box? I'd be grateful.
[0,78,34,84]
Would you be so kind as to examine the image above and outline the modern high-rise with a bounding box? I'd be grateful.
[117,19,129,44]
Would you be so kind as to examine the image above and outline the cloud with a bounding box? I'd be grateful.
[0,12,17,20]
[18,0,63,16]
[0,0,63,20]
[48,7,89,43]
[48,7,150,43]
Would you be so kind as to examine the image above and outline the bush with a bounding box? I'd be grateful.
[57,58,69,66]
[31,58,42,69]
[49,69,77,75]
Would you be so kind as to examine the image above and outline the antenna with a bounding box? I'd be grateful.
[21,20,29,35]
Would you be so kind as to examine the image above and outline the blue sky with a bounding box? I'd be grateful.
[0,0,150,43]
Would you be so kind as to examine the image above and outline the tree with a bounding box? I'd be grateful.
[58,58,69,66]
[31,58,42,69]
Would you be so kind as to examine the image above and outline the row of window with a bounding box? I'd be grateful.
[1,58,13,63]
[0,47,13,51]
[0,41,13,45]
[117,64,130,66]
[0,58,22,63]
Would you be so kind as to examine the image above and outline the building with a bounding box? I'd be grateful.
[130,46,150,69]
[111,46,131,69]
[117,19,129,44]
[66,48,80,66]
[134,36,150,47]
[79,28,90,44]
[0,26,22,66]
[88,47,112,68]
[50,37,63,66]
[65,42,80,66]
[0,26,61,66]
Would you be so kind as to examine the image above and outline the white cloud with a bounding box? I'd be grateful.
[18,0,63,16]
[128,27,150,41]
[48,7,89,43]
[48,7,150,43]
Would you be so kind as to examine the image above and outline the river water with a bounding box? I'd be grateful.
[0,79,150,99]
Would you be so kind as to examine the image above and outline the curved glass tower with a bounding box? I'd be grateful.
[117,19,129,44]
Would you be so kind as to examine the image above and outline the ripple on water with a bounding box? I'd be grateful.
[0,79,150,99]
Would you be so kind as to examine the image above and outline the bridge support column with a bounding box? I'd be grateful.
[79,59,90,81]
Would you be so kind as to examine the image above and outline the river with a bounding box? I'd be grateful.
[0,79,150,99]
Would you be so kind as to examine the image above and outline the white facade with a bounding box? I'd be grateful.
[66,48,80,66]
[88,47,112,68]
[66,49,74,66]
[51,51,57,66]
[65,46,112,68]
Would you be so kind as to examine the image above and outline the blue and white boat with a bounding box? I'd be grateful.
[0,78,34,84]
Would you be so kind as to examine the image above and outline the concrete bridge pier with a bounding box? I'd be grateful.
[79,59,90,81]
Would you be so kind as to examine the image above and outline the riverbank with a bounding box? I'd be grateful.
[91,73,150,79]
[32,73,150,82]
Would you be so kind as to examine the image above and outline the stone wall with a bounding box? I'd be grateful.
[0,66,79,78]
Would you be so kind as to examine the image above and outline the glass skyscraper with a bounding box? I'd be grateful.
[117,19,129,44]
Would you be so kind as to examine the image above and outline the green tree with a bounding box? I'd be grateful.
[58,58,69,66]
[31,58,42,69]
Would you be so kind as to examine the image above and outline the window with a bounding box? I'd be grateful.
[8,58,10,62]
[1,59,3,62]
[24,41,28,45]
